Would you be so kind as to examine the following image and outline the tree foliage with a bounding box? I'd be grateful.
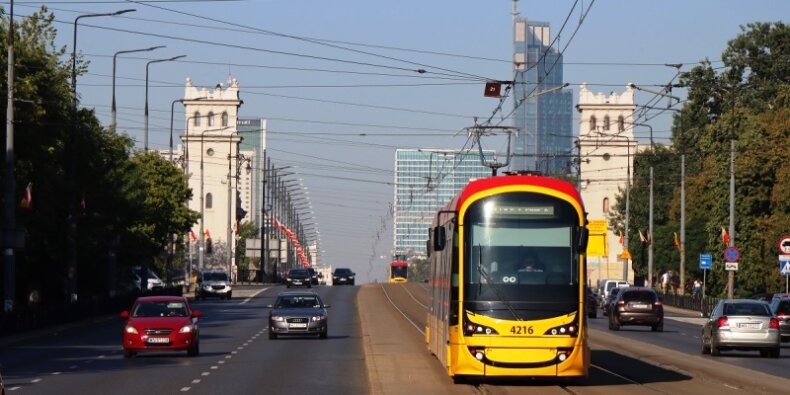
[613,22,790,296]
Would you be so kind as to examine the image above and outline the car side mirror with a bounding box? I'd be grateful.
[192,310,202,318]
[578,227,589,251]
[120,310,129,319]
[433,226,446,251]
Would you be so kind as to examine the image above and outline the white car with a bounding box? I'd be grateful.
[132,266,164,291]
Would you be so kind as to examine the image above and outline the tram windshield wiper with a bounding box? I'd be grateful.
[477,244,522,321]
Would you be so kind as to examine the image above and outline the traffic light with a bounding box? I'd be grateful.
[205,237,213,254]
[236,191,247,221]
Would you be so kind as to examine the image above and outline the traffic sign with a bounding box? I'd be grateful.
[779,236,790,254]
[780,261,790,276]
[725,261,739,271]
[619,249,632,260]
[723,246,741,262]
[699,254,712,270]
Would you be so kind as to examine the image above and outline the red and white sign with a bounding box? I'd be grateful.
[779,236,790,254]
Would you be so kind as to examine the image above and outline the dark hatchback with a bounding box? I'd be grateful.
[306,267,319,286]
[286,268,312,288]
[770,297,790,342]
[608,287,664,332]
[332,268,355,286]
[268,291,329,339]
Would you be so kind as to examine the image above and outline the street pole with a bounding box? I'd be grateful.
[648,166,654,289]
[145,55,185,151]
[69,8,135,302]
[4,0,16,312]
[728,138,735,299]
[112,46,164,131]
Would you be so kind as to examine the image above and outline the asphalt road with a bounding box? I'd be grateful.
[3,283,790,394]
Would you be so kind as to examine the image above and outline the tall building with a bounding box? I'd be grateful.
[576,83,637,285]
[236,118,267,231]
[393,149,494,257]
[181,77,246,269]
[511,18,573,175]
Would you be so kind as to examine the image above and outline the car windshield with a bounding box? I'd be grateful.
[289,269,308,276]
[275,295,321,309]
[724,302,770,316]
[335,269,352,275]
[133,301,188,317]
[776,301,790,315]
[203,272,228,281]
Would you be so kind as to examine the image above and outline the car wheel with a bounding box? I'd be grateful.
[760,349,770,358]
[652,323,663,332]
[771,347,781,358]
[711,341,720,356]
[308,284,312,288]
[269,329,277,340]
[320,329,327,339]
[123,349,136,358]
[187,340,199,357]
[701,338,710,354]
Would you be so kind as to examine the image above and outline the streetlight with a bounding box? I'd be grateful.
[145,55,186,151]
[69,8,134,303]
[112,45,164,131]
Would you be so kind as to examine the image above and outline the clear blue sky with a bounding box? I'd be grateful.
[8,0,788,282]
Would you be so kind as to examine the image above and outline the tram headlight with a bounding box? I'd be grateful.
[544,320,579,337]
[463,319,499,336]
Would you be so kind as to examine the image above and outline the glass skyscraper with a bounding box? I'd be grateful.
[236,118,266,231]
[512,19,573,175]
[393,149,494,257]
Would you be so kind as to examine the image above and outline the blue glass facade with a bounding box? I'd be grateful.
[512,19,573,176]
[236,118,266,231]
[394,149,494,257]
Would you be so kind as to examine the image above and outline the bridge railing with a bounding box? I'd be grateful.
[659,292,719,317]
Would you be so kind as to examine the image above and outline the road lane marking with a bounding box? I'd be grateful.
[69,365,78,369]
[8,386,20,391]
[180,387,191,392]
[201,372,210,376]
[31,378,42,383]
[225,355,232,359]
[51,372,62,375]
[210,366,218,370]
[192,379,201,384]
[241,287,269,305]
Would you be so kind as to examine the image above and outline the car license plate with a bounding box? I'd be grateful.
[632,304,649,309]
[738,323,760,329]
[289,323,307,328]
[147,337,169,344]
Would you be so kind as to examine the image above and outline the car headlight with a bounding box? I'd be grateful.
[271,316,284,322]
[125,325,138,334]
[179,325,194,333]
[311,315,325,321]
[202,284,212,290]
[348,276,355,279]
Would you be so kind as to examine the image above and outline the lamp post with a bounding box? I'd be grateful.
[145,55,186,151]
[112,45,164,131]
[69,8,134,302]
[4,0,16,312]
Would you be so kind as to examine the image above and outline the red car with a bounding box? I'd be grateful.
[121,295,202,358]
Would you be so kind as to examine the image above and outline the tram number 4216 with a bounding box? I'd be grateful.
[510,325,534,335]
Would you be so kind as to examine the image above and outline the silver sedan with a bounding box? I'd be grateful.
[701,299,780,358]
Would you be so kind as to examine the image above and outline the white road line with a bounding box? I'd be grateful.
[231,351,238,354]
[219,361,225,364]
[241,287,269,305]
[9,386,21,391]
[51,372,62,375]
[225,355,232,359]
[201,372,210,376]
[180,387,191,392]
[31,378,42,383]
[210,366,218,370]
[192,379,201,384]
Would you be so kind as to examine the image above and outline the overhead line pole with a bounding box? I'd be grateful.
[4,0,17,312]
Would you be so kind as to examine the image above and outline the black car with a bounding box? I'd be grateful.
[268,291,329,339]
[769,297,790,342]
[608,287,664,332]
[306,267,319,286]
[332,268,355,286]
[286,268,312,288]
[586,287,598,319]
[602,287,623,317]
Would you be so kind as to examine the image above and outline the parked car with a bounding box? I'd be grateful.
[332,268,356,286]
[769,297,790,343]
[586,287,598,319]
[267,291,329,339]
[602,286,624,316]
[131,266,164,291]
[286,268,312,288]
[701,299,780,358]
[306,267,319,286]
[195,270,232,300]
[608,287,664,332]
[120,295,202,358]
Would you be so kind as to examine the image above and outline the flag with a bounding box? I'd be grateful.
[205,229,211,239]
[721,227,730,245]
[20,182,33,210]
[673,232,680,249]
[618,230,624,246]
[484,82,502,98]
[189,230,197,241]
[639,230,647,244]
[273,217,283,229]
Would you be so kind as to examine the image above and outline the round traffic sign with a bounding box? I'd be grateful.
[779,236,790,255]
[723,246,741,262]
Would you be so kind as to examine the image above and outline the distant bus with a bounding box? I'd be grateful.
[389,260,408,283]
[426,173,590,380]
